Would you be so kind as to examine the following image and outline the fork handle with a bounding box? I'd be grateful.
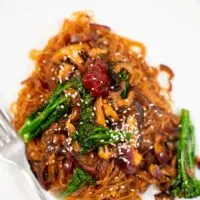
[21,168,48,200]
[1,156,48,200]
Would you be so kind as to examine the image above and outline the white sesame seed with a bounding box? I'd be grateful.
[109,187,113,191]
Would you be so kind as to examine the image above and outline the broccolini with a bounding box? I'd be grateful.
[73,90,131,153]
[109,62,129,99]
[60,168,95,197]
[19,76,83,141]
[171,109,200,198]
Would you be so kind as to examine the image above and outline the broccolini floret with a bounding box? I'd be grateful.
[73,90,131,153]
[60,168,95,197]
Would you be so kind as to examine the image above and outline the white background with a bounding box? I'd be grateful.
[0,0,200,199]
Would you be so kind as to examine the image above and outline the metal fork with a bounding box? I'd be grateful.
[0,108,48,200]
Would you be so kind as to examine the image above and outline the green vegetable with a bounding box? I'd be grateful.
[73,91,131,153]
[171,109,200,198]
[118,69,129,99]
[19,76,83,142]
[121,79,129,99]
[60,168,95,197]
[74,126,131,153]
[109,62,129,99]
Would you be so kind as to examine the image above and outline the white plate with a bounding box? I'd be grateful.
[0,0,200,199]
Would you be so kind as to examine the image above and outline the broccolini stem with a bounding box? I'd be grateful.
[178,109,190,181]
[19,96,70,141]
[171,109,200,198]
[25,98,70,141]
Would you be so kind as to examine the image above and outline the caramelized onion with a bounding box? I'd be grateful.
[118,147,143,175]
[155,192,174,200]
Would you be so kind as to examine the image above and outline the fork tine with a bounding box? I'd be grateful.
[0,109,12,122]
[0,128,5,147]
[0,124,10,143]
[0,109,17,139]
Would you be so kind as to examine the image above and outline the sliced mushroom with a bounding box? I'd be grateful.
[88,48,108,58]
[58,63,74,81]
[149,164,163,180]
[117,90,134,108]
[95,97,106,126]
[66,120,76,137]
[52,43,90,66]
[98,145,113,160]
[154,133,170,165]
[103,103,119,122]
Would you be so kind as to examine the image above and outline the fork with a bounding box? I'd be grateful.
[0,108,48,200]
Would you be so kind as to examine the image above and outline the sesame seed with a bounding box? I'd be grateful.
[60,65,64,70]
[150,125,154,130]
[110,118,114,122]
[109,187,113,191]
[149,103,154,107]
